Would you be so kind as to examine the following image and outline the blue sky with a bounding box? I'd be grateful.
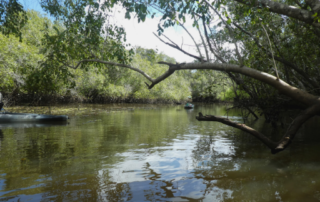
[19,0,43,13]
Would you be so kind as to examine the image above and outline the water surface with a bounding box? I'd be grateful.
[1,104,320,201]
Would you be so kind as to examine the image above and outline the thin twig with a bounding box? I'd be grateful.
[261,23,280,80]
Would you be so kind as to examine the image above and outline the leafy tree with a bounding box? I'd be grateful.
[0,10,191,103]
[21,10,55,47]
[186,69,232,101]
[116,0,319,154]
[0,0,27,41]
[0,32,42,94]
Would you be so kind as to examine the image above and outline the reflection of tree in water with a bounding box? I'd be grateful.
[94,169,133,202]
[141,162,207,202]
[143,162,176,200]
[97,163,179,202]
[16,122,134,201]
[99,161,211,201]
[191,134,234,200]
[22,138,75,173]
[21,137,100,201]
[0,131,100,201]
[190,133,320,202]
[104,182,132,202]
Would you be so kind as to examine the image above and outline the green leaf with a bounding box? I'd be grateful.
[227,18,231,25]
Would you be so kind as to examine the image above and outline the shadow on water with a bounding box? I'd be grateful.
[0,122,68,129]
[1,103,320,201]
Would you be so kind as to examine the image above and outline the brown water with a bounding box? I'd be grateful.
[0,103,320,201]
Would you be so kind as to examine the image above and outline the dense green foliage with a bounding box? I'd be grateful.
[0,10,229,103]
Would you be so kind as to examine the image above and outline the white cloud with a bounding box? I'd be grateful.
[110,6,203,63]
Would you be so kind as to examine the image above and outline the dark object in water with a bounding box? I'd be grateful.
[184,103,194,109]
[175,102,182,105]
[0,112,69,123]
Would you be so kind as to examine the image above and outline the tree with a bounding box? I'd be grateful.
[0,0,27,41]
[138,0,320,154]
[15,0,320,153]
[0,9,191,103]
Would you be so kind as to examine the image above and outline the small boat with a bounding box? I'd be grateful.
[0,112,69,123]
[184,103,194,109]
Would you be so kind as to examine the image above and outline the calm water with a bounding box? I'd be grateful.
[1,103,320,202]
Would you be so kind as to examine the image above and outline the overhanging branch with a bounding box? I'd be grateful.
[67,59,154,83]
[68,58,319,107]
[178,62,320,107]
[146,62,185,89]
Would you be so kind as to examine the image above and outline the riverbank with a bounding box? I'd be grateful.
[0,93,184,106]
[1,92,227,107]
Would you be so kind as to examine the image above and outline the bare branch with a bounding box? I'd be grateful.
[147,62,186,89]
[119,59,320,107]
[203,0,243,65]
[196,23,209,61]
[274,104,320,153]
[196,102,320,154]
[196,112,278,149]
[179,24,204,60]
[176,62,320,106]
[147,64,175,89]
[67,59,154,83]
[162,34,180,48]
[260,23,280,80]
[202,19,227,63]
[153,33,206,62]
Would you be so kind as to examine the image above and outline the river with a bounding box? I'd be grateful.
[0,103,320,201]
